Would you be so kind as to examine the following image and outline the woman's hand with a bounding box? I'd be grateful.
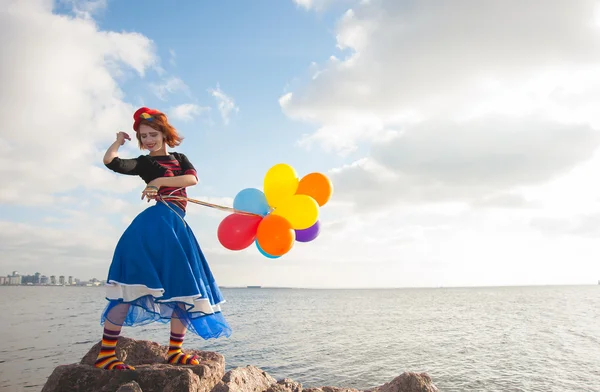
[103,132,131,165]
[116,131,131,146]
[141,185,159,202]
[141,179,164,202]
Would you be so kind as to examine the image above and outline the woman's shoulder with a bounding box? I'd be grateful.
[169,151,192,160]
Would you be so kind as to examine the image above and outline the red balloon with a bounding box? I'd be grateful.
[217,213,262,251]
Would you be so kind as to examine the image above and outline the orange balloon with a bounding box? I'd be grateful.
[296,172,333,207]
[256,215,295,257]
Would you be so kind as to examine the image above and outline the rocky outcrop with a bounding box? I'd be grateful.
[212,365,277,392]
[365,373,438,392]
[42,337,225,392]
[41,338,438,392]
[116,381,143,392]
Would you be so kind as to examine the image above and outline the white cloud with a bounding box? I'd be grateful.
[278,0,600,286]
[208,83,239,125]
[0,195,137,278]
[283,0,600,210]
[329,118,600,210]
[184,195,234,218]
[0,194,235,280]
[0,0,167,279]
[169,103,211,122]
[0,0,157,206]
[169,49,176,66]
[292,0,353,12]
[59,0,107,18]
[282,0,600,153]
[293,0,314,9]
[150,76,190,100]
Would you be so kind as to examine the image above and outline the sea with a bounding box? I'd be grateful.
[0,285,599,392]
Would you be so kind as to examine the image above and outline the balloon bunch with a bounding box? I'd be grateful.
[217,163,332,258]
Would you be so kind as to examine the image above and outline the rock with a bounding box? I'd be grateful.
[212,365,277,392]
[365,372,439,392]
[80,337,166,366]
[41,337,225,392]
[41,363,206,392]
[304,387,360,392]
[265,378,302,392]
[302,372,438,392]
[42,338,440,392]
[116,381,143,392]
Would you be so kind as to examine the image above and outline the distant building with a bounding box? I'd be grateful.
[41,275,49,285]
[89,278,102,286]
[59,276,65,285]
[9,275,21,285]
[0,276,6,285]
[68,276,73,285]
[21,275,34,284]
[50,275,56,285]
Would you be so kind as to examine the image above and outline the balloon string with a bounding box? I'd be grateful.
[158,195,263,218]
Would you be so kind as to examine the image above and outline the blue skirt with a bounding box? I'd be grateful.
[100,201,232,339]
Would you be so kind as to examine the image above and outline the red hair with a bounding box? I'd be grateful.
[132,107,183,149]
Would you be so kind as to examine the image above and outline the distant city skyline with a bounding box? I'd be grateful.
[0,271,104,287]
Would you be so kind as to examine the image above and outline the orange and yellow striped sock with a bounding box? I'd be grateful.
[167,331,199,365]
[94,328,134,370]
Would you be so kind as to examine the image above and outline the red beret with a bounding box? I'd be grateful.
[133,107,160,131]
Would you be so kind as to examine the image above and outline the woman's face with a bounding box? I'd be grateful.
[138,124,164,152]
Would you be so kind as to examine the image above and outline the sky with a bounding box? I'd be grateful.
[1,0,600,288]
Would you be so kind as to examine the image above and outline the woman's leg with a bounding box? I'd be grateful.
[95,303,134,370]
[167,304,200,365]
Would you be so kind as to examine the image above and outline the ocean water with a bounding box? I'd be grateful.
[0,285,599,392]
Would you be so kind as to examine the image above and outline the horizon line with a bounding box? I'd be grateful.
[218,282,598,290]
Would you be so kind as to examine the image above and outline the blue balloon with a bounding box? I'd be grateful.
[233,188,270,216]
[255,240,280,259]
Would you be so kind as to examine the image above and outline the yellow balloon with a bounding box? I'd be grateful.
[264,163,299,208]
[272,194,319,230]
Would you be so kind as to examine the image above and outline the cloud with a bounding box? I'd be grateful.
[169,49,176,66]
[184,195,234,219]
[282,0,600,154]
[59,0,107,18]
[470,193,537,209]
[169,103,211,122]
[150,76,190,100]
[208,83,239,125]
[531,212,600,238]
[283,0,600,215]
[0,193,232,280]
[0,196,135,278]
[273,0,600,287]
[327,117,600,211]
[0,0,158,206]
[293,0,315,9]
[292,0,352,12]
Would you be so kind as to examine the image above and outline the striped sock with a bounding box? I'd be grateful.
[94,328,134,370]
[167,332,199,365]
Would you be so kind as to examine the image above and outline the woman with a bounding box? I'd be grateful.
[95,107,231,371]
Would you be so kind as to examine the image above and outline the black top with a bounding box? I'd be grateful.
[105,152,197,211]
[105,152,197,184]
